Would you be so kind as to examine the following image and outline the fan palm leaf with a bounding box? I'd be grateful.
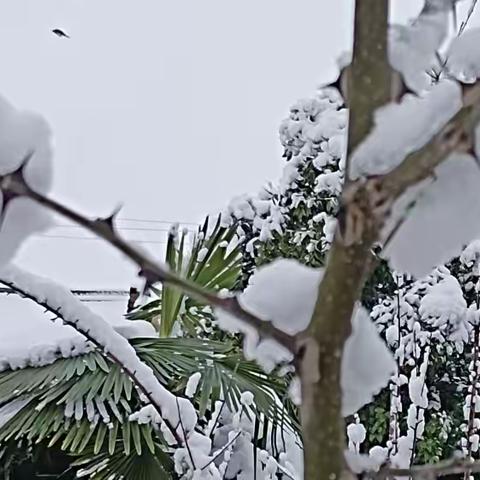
[0,338,298,478]
[129,216,242,337]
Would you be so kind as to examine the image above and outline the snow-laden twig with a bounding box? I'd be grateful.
[0,264,190,445]
[377,456,480,479]
[0,164,297,354]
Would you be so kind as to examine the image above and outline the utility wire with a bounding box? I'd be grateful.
[35,234,168,244]
[52,224,195,233]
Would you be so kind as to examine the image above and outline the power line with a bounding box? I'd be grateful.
[110,217,199,226]
[35,234,168,245]
[52,224,195,233]
[0,287,131,296]
[0,287,133,304]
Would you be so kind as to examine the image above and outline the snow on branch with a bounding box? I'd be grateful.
[350,80,462,179]
[216,258,395,416]
[377,456,480,479]
[0,263,196,446]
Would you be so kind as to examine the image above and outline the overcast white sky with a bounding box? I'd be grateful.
[0,0,478,345]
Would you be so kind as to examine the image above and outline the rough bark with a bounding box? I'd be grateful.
[300,1,391,478]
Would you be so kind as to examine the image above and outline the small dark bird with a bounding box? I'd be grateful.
[52,28,70,39]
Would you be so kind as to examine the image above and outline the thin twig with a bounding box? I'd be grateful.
[176,397,196,470]
[201,431,242,471]
[459,0,479,36]
[208,360,241,439]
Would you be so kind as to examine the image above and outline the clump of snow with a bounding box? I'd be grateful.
[389,1,450,92]
[240,391,255,407]
[342,307,396,416]
[419,274,470,348]
[383,155,480,277]
[216,259,393,416]
[350,80,462,179]
[216,259,322,372]
[0,332,92,372]
[0,291,156,372]
[185,372,202,398]
[345,450,385,474]
[447,28,480,83]
[461,239,480,269]
[288,376,302,406]
[111,319,157,339]
[347,422,366,452]
[0,95,53,267]
[239,259,323,336]
[197,247,209,262]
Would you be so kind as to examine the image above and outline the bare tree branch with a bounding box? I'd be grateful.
[0,169,297,354]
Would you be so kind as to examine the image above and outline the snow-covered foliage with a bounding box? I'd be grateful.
[355,251,480,468]
[222,87,345,277]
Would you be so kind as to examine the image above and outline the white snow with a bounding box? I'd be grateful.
[216,259,322,372]
[217,259,394,416]
[344,451,384,474]
[383,155,480,277]
[239,391,255,407]
[238,259,323,336]
[419,274,470,347]
[342,307,396,416]
[389,1,450,92]
[0,95,53,267]
[448,28,480,83]
[0,282,156,372]
[347,422,366,452]
[0,264,199,441]
[350,80,462,179]
[185,372,202,398]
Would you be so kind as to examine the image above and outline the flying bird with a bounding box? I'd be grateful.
[52,29,70,39]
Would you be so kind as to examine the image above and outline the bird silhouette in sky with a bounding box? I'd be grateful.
[52,29,70,39]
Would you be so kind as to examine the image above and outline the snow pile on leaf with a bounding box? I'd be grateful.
[216,258,395,415]
[0,95,53,266]
[222,87,345,266]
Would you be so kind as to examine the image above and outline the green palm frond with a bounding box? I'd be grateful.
[72,441,173,480]
[129,216,242,337]
[0,337,298,476]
